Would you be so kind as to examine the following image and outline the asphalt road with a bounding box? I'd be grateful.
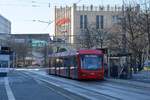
[0,71,71,100]
[0,83,8,100]
[1,69,150,100]
[26,69,150,100]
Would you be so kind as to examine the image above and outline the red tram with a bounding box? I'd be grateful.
[48,49,104,80]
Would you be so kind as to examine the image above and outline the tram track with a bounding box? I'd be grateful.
[14,71,87,100]
[80,80,150,96]
[49,78,150,100]
[77,80,150,100]
[21,71,150,100]
[38,78,120,100]
[22,71,122,100]
[35,73,150,96]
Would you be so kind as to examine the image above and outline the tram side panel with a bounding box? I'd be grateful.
[69,56,78,79]
[49,56,79,79]
[48,50,104,80]
[63,56,78,79]
[49,54,104,80]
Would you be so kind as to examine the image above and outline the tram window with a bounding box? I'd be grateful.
[64,57,72,67]
[56,58,59,67]
[55,57,63,67]
[72,56,77,68]
[57,57,63,67]
[64,57,70,67]
[49,59,52,67]
[52,58,56,67]
[80,55,102,70]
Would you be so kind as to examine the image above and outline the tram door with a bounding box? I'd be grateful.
[64,57,70,78]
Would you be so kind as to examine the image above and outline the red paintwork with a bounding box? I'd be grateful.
[78,69,104,80]
[78,49,103,55]
[77,51,104,80]
[49,49,104,80]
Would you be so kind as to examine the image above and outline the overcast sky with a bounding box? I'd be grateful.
[0,0,143,35]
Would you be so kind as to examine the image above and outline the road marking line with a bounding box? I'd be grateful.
[4,77,16,100]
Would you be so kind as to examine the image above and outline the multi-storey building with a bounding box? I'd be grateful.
[11,34,50,67]
[54,4,121,49]
[0,14,11,46]
[0,14,11,34]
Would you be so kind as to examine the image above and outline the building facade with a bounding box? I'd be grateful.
[54,4,121,49]
[11,34,50,67]
[0,15,11,34]
[0,14,11,46]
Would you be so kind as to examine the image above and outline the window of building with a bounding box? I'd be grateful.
[96,15,99,29]
[96,15,104,29]
[100,16,104,29]
[112,15,119,23]
[80,15,87,29]
[84,15,87,29]
[80,15,83,29]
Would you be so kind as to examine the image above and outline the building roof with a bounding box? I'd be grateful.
[0,14,11,24]
[11,33,50,40]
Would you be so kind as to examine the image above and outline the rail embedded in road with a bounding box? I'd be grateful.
[23,70,150,100]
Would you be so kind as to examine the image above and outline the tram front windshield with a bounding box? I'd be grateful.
[80,55,102,70]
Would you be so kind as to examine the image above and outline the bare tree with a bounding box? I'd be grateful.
[117,3,148,72]
[9,41,28,67]
[140,2,150,58]
[76,24,109,49]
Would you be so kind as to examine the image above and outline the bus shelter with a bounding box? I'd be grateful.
[108,53,132,79]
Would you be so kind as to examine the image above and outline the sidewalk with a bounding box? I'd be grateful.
[131,70,150,83]
[106,78,150,89]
